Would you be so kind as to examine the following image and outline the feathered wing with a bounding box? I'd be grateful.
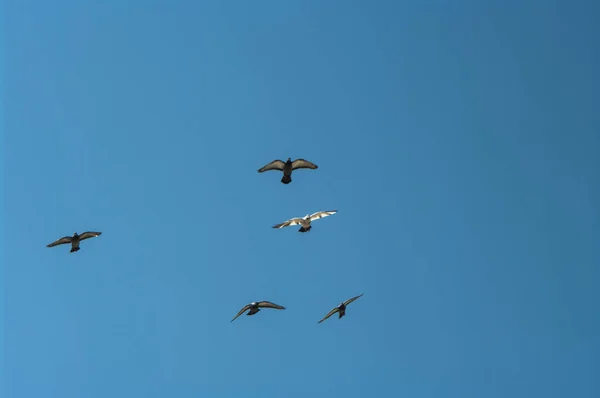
[257,301,286,310]
[309,210,337,221]
[258,160,285,173]
[291,159,318,170]
[272,218,304,229]
[231,304,252,322]
[343,293,364,307]
[78,231,102,241]
[46,236,73,248]
[318,307,340,323]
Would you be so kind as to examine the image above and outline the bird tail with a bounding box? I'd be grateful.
[70,247,80,253]
[298,226,311,233]
[281,175,291,184]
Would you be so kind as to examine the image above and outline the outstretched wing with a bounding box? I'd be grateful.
[230,304,252,322]
[272,218,304,229]
[257,301,286,310]
[258,160,285,173]
[343,293,364,307]
[318,307,340,323]
[46,236,73,248]
[79,231,102,241]
[309,210,337,221]
[291,159,318,170]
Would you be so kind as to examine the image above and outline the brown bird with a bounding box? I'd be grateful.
[46,231,102,253]
[258,157,318,184]
[231,301,286,322]
[318,294,363,323]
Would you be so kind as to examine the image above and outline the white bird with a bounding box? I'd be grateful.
[272,210,337,233]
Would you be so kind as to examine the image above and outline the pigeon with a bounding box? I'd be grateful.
[46,231,102,253]
[318,294,363,323]
[231,301,286,322]
[258,157,318,184]
[273,210,337,233]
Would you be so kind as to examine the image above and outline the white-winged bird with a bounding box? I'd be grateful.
[230,301,286,322]
[258,157,318,184]
[273,210,337,233]
[318,294,363,323]
[46,231,102,253]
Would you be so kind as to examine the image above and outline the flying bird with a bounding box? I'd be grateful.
[46,231,102,253]
[318,294,364,323]
[273,210,337,233]
[231,301,286,322]
[258,157,318,184]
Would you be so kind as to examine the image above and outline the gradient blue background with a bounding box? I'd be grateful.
[4,1,599,397]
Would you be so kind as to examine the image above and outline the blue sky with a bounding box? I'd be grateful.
[3,1,599,397]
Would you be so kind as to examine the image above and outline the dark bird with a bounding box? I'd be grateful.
[231,301,286,322]
[46,231,102,253]
[258,157,318,184]
[318,294,363,323]
[273,210,337,233]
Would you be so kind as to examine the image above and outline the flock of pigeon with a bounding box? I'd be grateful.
[46,157,363,324]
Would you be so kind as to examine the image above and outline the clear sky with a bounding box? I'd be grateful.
[3,1,599,397]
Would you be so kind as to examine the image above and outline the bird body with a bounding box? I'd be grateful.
[231,300,286,322]
[318,294,363,323]
[258,157,318,184]
[46,231,102,253]
[273,210,337,233]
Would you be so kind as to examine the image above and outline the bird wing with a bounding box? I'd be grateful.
[343,293,364,307]
[46,236,73,247]
[78,231,102,241]
[318,307,340,323]
[230,304,252,322]
[272,218,304,229]
[291,159,318,170]
[309,210,337,221]
[257,301,286,310]
[258,160,285,173]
